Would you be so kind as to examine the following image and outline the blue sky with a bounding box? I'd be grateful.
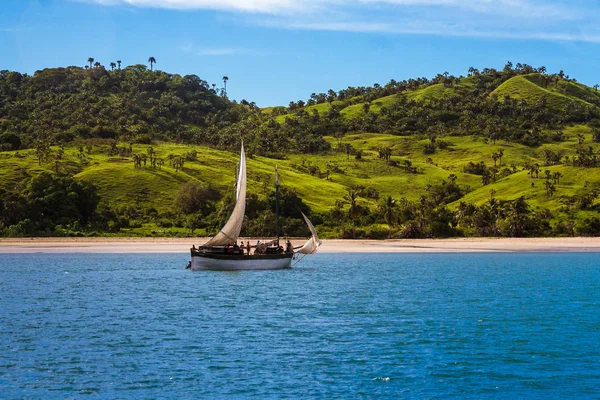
[2,0,600,106]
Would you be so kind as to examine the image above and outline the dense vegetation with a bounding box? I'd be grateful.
[1,61,600,238]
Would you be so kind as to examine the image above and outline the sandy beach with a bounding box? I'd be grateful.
[1,237,600,253]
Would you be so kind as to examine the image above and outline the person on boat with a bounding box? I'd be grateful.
[232,242,240,254]
[240,241,244,254]
[225,244,231,254]
[285,239,293,254]
[246,241,251,255]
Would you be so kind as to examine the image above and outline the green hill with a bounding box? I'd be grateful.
[491,74,595,110]
[2,123,600,237]
[273,72,599,125]
[3,63,600,238]
[0,66,235,148]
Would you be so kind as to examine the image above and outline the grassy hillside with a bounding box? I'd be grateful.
[4,63,600,238]
[491,75,593,109]
[2,124,600,236]
[270,73,599,124]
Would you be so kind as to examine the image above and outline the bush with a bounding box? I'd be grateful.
[0,132,22,150]
[463,161,488,175]
[134,134,153,144]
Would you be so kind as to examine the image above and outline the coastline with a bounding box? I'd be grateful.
[1,237,600,253]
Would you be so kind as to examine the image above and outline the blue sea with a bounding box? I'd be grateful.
[0,252,599,399]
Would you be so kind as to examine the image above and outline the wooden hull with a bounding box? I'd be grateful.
[191,252,293,271]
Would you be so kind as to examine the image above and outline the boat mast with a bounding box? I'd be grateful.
[275,165,280,240]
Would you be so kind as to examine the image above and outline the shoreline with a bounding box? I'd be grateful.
[1,237,600,254]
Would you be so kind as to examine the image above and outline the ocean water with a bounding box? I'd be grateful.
[0,252,598,399]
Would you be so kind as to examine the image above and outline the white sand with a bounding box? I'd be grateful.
[1,237,599,253]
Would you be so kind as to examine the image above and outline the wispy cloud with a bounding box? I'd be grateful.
[85,0,600,43]
[83,0,311,13]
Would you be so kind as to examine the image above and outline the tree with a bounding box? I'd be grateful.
[87,57,94,68]
[94,61,101,68]
[222,76,229,96]
[34,137,51,165]
[544,180,556,198]
[185,213,202,235]
[552,171,562,184]
[110,62,116,71]
[0,132,21,150]
[344,188,362,239]
[148,56,156,71]
[381,195,396,236]
[175,182,221,215]
[492,152,499,167]
[344,143,354,160]
[117,60,122,69]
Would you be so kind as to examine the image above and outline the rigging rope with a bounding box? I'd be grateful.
[291,253,308,267]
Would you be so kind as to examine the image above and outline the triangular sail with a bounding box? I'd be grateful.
[203,144,246,246]
[295,212,322,254]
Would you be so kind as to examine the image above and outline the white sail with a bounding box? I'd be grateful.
[203,144,247,246]
[295,212,322,254]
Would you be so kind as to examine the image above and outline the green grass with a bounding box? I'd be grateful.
[368,94,402,113]
[270,74,599,128]
[3,128,600,233]
[491,74,595,110]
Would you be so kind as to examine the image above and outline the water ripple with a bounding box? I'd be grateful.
[0,252,599,398]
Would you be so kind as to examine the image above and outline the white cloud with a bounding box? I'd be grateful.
[358,0,577,19]
[85,0,598,42]
[84,0,579,18]
[270,16,600,43]
[84,0,310,13]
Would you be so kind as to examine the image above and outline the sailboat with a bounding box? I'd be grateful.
[189,144,322,271]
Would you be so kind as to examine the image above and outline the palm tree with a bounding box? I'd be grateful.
[492,152,499,167]
[87,57,94,68]
[344,188,361,239]
[94,61,101,68]
[110,62,116,71]
[552,171,562,184]
[577,133,585,153]
[382,195,396,237]
[148,57,156,71]
[117,60,122,69]
[222,76,229,96]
